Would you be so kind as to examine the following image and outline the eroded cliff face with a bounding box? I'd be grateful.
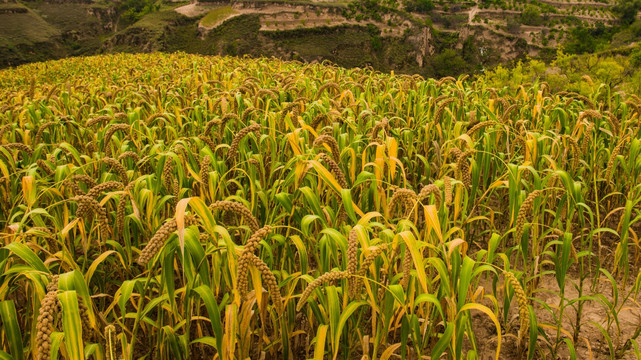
[409,26,434,68]
[86,6,119,32]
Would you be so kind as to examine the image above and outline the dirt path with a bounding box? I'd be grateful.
[468,5,478,24]
[182,2,410,36]
[538,0,612,8]
[175,3,213,17]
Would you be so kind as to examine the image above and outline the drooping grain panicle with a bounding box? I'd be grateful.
[77,295,93,341]
[236,226,273,297]
[504,271,530,349]
[137,215,199,265]
[400,246,412,290]
[118,151,140,164]
[370,118,389,143]
[104,325,117,360]
[297,270,349,311]
[198,135,217,151]
[117,183,133,237]
[218,113,240,138]
[581,122,594,156]
[434,98,457,122]
[103,124,130,157]
[64,180,84,196]
[35,121,55,144]
[347,228,358,298]
[311,113,330,129]
[87,181,124,199]
[36,275,60,360]
[501,104,518,123]
[313,134,341,163]
[86,115,112,128]
[71,175,97,189]
[468,109,477,126]
[241,107,257,122]
[577,109,601,124]
[456,149,473,188]
[199,155,210,196]
[1,143,34,156]
[357,246,385,279]
[565,135,580,169]
[101,157,129,185]
[209,201,260,233]
[37,159,55,176]
[0,124,11,140]
[466,120,495,137]
[418,184,442,209]
[514,190,542,244]
[74,195,111,240]
[318,152,348,188]
[603,111,620,136]
[203,118,222,136]
[245,253,283,313]
[443,176,452,205]
[387,188,417,218]
[162,156,174,192]
[171,179,180,210]
[228,123,261,159]
[605,137,627,182]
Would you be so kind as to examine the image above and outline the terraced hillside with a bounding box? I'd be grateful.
[1,0,640,75]
[1,52,641,359]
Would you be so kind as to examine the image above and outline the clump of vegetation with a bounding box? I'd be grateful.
[1,52,641,360]
[118,0,160,24]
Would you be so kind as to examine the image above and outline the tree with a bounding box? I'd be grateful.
[521,5,542,26]
[613,0,641,26]
[118,0,158,23]
[431,49,468,77]
[405,0,434,13]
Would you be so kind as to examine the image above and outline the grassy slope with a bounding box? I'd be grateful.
[0,3,59,47]
[200,6,238,28]
[36,3,101,33]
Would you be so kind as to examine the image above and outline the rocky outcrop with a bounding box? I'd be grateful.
[87,6,119,32]
[406,26,435,68]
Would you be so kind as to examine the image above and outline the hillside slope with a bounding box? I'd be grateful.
[0,0,640,76]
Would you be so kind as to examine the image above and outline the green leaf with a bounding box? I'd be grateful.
[431,321,454,360]
[4,243,48,274]
[57,291,85,360]
[0,301,23,360]
[192,285,223,353]
[332,301,366,360]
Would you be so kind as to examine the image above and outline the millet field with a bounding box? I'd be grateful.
[0,52,641,359]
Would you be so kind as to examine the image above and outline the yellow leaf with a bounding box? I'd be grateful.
[22,175,36,207]
[386,137,398,181]
[308,160,365,217]
[374,144,385,182]
[313,325,329,360]
[423,205,442,242]
[396,231,428,293]
[175,197,193,257]
[447,238,468,258]
[459,303,501,360]
[380,343,402,360]
[287,131,302,156]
